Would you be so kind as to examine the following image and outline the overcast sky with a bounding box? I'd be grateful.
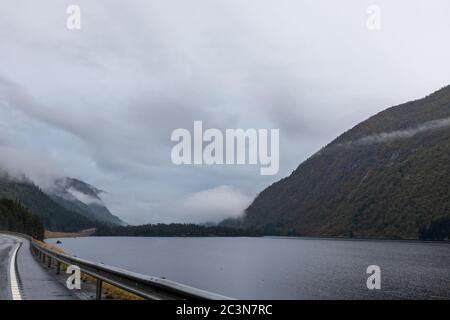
[1,0,450,224]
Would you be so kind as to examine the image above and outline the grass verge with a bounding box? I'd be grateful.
[37,240,143,300]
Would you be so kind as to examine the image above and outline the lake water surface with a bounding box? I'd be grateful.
[47,237,450,299]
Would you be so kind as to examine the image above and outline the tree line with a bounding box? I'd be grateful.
[0,199,44,240]
[95,223,262,237]
[419,218,450,241]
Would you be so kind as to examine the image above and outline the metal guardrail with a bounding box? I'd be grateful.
[2,232,233,300]
[30,239,234,300]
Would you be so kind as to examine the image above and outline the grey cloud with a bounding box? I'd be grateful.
[0,0,450,224]
[0,145,61,189]
[341,116,450,147]
[176,185,253,223]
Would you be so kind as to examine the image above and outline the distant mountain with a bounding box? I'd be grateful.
[0,172,126,231]
[231,85,450,239]
[48,177,126,227]
[0,174,96,231]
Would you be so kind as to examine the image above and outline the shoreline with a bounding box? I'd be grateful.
[48,234,450,245]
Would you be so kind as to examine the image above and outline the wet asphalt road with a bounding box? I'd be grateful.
[0,234,18,300]
[0,234,76,300]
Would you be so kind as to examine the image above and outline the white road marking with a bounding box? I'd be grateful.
[10,243,22,300]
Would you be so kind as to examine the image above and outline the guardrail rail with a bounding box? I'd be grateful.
[30,239,234,300]
[2,231,233,300]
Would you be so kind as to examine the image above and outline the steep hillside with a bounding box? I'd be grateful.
[0,175,97,231]
[238,85,450,239]
[48,177,126,226]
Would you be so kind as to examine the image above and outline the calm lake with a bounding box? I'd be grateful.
[47,237,450,299]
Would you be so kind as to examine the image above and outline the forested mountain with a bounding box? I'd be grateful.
[0,199,44,240]
[0,170,126,231]
[0,175,96,231]
[48,177,126,226]
[233,85,450,239]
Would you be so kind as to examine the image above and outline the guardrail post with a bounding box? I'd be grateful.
[96,279,103,300]
[48,256,52,268]
[56,261,61,275]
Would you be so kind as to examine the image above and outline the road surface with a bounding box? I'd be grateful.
[0,233,76,300]
[0,235,15,300]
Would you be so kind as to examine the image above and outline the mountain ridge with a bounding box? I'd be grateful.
[231,85,450,239]
[48,177,126,226]
[0,173,125,231]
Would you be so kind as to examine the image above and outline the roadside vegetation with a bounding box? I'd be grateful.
[45,228,96,239]
[41,245,143,300]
